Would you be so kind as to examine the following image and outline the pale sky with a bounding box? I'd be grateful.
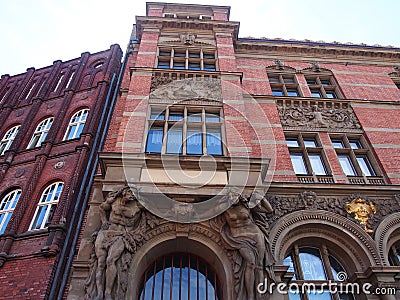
[1,0,399,76]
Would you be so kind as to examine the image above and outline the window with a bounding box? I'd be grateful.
[0,189,21,234]
[286,134,328,176]
[29,182,63,230]
[389,242,400,266]
[27,118,53,149]
[146,106,223,155]
[268,74,301,97]
[305,76,341,99]
[284,245,354,300]
[331,135,377,177]
[139,253,221,300]
[0,125,20,155]
[157,48,217,71]
[64,109,89,140]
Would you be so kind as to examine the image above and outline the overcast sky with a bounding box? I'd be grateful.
[1,0,399,76]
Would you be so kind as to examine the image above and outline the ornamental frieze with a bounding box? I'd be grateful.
[276,99,362,132]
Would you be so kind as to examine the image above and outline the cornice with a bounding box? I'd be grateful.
[235,40,400,63]
[136,16,240,40]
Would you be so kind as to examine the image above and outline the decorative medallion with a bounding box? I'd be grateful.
[345,198,376,233]
[15,169,25,178]
[310,61,321,72]
[15,109,24,117]
[54,161,65,169]
[179,33,196,45]
[274,59,285,70]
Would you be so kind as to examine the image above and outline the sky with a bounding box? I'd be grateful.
[1,0,399,76]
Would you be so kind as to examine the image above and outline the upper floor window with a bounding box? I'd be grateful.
[286,134,329,176]
[305,75,341,99]
[146,106,223,155]
[157,48,217,71]
[268,74,301,97]
[27,117,53,149]
[389,242,400,266]
[64,109,89,140]
[0,125,20,155]
[0,189,21,234]
[330,135,377,177]
[139,253,221,300]
[29,182,63,230]
[284,244,354,300]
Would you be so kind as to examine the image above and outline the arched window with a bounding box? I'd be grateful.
[284,245,354,300]
[27,117,53,149]
[388,242,400,266]
[139,253,221,300]
[0,189,21,234]
[29,182,63,230]
[0,125,20,155]
[64,109,89,140]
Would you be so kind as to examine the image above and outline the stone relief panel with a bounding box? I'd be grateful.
[276,99,362,132]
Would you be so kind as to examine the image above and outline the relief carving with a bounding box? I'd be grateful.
[85,186,146,300]
[345,198,376,233]
[150,77,222,101]
[276,100,361,131]
[179,32,196,45]
[220,191,275,300]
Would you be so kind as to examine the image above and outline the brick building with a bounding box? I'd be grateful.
[0,45,122,299]
[6,2,397,300]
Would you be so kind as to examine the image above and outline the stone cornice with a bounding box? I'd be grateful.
[235,40,400,63]
[136,16,240,40]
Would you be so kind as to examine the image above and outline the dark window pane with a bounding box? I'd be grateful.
[272,89,284,96]
[348,140,362,149]
[338,155,357,176]
[268,76,280,83]
[203,53,215,59]
[203,63,216,71]
[320,79,331,86]
[286,138,299,147]
[166,129,183,154]
[188,63,201,70]
[189,52,200,58]
[328,255,346,281]
[311,90,322,98]
[298,247,327,280]
[283,77,295,84]
[173,62,185,70]
[356,155,375,176]
[187,130,203,155]
[146,128,164,153]
[206,129,222,155]
[290,153,308,174]
[174,51,186,57]
[159,50,171,56]
[331,139,344,148]
[286,89,299,97]
[157,60,170,69]
[306,78,318,85]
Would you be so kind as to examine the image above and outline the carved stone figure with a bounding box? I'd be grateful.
[180,32,196,45]
[220,191,275,300]
[85,186,146,300]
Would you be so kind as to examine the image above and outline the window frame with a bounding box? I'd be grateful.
[330,135,379,178]
[27,117,53,149]
[63,109,89,141]
[29,182,64,230]
[145,105,224,156]
[286,133,330,176]
[0,189,21,234]
[268,73,302,97]
[305,75,342,99]
[156,47,217,71]
[0,125,20,155]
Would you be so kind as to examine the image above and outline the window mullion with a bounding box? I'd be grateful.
[183,107,188,155]
[162,108,169,154]
[170,48,174,69]
[185,49,189,70]
[202,108,207,155]
[200,49,204,70]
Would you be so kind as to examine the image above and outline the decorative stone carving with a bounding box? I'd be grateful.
[276,100,362,131]
[180,32,196,45]
[273,59,285,70]
[15,169,25,178]
[346,198,376,233]
[150,77,222,102]
[220,191,275,300]
[150,74,173,92]
[54,161,65,169]
[85,186,146,300]
[394,66,400,76]
[310,61,320,72]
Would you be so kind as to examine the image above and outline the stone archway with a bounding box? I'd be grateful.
[375,212,400,266]
[270,210,381,273]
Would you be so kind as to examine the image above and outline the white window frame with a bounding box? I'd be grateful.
[29,182,64,230]
[63,109,89,140]
[0,125,20,155]
[27,117,53,149]
[0,189,21,234]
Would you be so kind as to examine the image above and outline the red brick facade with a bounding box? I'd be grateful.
[0,45,122,299]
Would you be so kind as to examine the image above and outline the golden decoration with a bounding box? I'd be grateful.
[345,198,376,233]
